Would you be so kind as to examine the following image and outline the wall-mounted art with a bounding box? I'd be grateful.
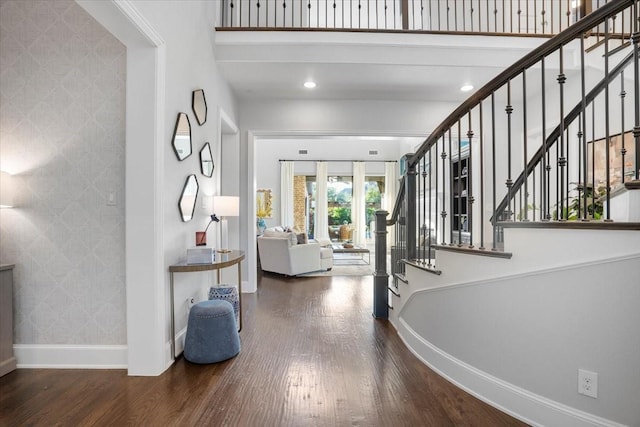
[256,188,273,219]
[192,89,207,126]
[179,174,199,222]
[200,142,214,177]
[172,112,192,161]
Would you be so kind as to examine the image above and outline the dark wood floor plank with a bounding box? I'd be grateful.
[0,273,528,426]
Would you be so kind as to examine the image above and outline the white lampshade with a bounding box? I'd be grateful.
[213,196,239,217]
[0,171,14,208]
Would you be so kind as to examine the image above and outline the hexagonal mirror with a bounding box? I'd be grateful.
[192,89,207,126]
[172,113,192,161]
[178,174,199,222]
[200,142,214,177]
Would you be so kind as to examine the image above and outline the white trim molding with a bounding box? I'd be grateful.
[14,345,128,370]
[397,320,627,427]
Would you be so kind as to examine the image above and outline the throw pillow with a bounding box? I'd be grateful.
[287,231,297,246]
[296,233,308,245]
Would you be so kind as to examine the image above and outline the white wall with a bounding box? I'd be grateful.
[126,0,238,368]
[3,0,239,374]
[0,0,127,351]
[395,228,640,426]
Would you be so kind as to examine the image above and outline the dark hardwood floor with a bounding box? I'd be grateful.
[0,273,527,426]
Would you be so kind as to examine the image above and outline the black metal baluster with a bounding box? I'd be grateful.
[457,120,463,246]
[634,0,640,181]
[581,34,589,219]
[384,0,387,29]
[440,136,447,245]
[558,45,567,220]
[479,101,485,249]
[462,0,466,31]
[421,157,426,263]
[428,147,433,265]
[532,167,536,220]
[350,0,353,28]
[333,1,336,28]
[604,17,612,220]
[438,0,442,31]
[257,0,261,27]
[542,56,550,220]
[454,0,458,31]
[534,0,537,34]
[522,69,529,221]
[510,0,513,33]
[486,0,490,32]
[577,120,583,220]
[448,129,454,244]
[393,0,396,29]
[467,112,474,248]
[518,0,521,33]
[506,79,514,220]
[491,93,498,249]
[526,0,529,33]
[446,0,450,31]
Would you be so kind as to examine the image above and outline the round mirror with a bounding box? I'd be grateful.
[199,142,214,177]
[179,174,199,222]
[192,89,207,126]
[172,113,192,161]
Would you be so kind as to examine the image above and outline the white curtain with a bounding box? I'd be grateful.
[314,161,329,241]
[352,162,366,246]
[384,161,398,246]
[280,161,295,227]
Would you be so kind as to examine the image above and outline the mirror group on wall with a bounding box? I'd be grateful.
[176,88,212,222]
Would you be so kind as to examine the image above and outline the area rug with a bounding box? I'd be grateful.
[297,263,373,277]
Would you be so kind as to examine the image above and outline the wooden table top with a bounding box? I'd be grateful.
[169,250,245,272]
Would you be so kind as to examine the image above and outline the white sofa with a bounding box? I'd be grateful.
[258,232,333,276]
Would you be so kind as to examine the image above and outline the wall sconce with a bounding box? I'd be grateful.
[0,171,15,208]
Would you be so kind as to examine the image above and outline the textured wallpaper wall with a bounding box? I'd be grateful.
[0,0,126,345]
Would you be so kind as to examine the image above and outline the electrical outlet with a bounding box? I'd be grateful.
[578,369,598,398]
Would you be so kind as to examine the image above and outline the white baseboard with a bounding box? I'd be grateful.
[14,344,128,369]
[397,320,626,427]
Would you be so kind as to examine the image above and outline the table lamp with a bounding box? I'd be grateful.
[213,195,239,253]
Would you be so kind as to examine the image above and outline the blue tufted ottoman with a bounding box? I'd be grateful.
[184,300,240,364]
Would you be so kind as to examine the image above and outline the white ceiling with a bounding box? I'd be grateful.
[213,31,549,102]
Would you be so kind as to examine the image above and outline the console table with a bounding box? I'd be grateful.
[0,264,16,377]
[169,250,245,359]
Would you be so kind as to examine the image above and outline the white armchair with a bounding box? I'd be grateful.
[258,234,333,276]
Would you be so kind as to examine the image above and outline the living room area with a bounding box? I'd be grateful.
[254,135,420,277]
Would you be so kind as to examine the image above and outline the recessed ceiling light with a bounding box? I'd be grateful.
[460,84,474,92]
[304,81,316,89]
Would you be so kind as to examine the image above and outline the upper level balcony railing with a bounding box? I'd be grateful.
[217,1,617,36]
